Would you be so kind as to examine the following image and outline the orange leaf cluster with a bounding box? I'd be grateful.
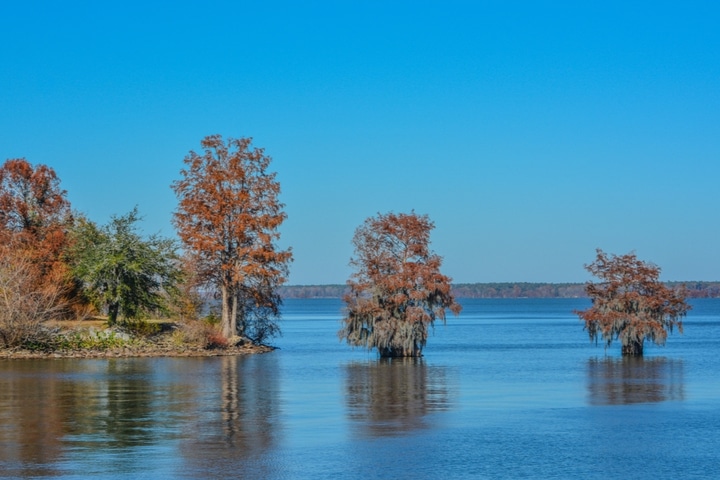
[172,135,291,341]
[340,212,461,357]
[0,159,71,275]
[576,249,690,355]
[0,159,77,345]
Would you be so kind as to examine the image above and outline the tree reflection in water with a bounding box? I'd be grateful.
[0,356,283,478]
[96,359,158,447]
[345,357,452,437]
[179,355,281,476]
[0,358,175,477]
[586,357,685,405]
[0,360,69,477]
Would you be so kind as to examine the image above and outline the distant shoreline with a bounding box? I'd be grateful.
[279,281,720,299]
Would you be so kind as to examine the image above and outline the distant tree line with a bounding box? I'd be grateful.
[669,282,720,298]
[279,285,348,298]
[451,283,587,298]
[279,281,720,299]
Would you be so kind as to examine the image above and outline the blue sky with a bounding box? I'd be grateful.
[2,1,719,284]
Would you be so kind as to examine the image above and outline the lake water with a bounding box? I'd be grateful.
[1,298,719,479]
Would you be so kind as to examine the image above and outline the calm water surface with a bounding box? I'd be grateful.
[1,298,719,479]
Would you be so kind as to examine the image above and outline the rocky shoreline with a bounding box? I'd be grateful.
[0,320,276,360]
[0,342,275,359]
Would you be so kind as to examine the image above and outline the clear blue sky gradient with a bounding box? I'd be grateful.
[2,1,719,284]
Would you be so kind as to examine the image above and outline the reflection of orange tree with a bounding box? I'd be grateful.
[0,361,67,477]
[586,357,685,405]
[218,355,278,451]
[345,358,451,437]
[179,355,281,476]
[0,359,187,476]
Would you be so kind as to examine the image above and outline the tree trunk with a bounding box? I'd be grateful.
[220,285,236,339]
[231,293,238,337]
[235,296,246,338]
[622,340,644,356]
[108,303,119,326]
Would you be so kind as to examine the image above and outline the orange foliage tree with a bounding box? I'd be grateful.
[0,159,71,273]
[172,135,292,343]
[0,241,69,347]
[0,159,75,345]
[576,249,690,356]
[339,212,461,357]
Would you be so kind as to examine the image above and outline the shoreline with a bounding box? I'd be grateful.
[1,317,276,360]
[0,343,275,360]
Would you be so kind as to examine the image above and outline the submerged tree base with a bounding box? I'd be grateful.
[379,348,423,358]
[621,341,644,356]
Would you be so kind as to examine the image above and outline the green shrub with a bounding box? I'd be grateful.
[203,311,221,325]
[120,319,161,337]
